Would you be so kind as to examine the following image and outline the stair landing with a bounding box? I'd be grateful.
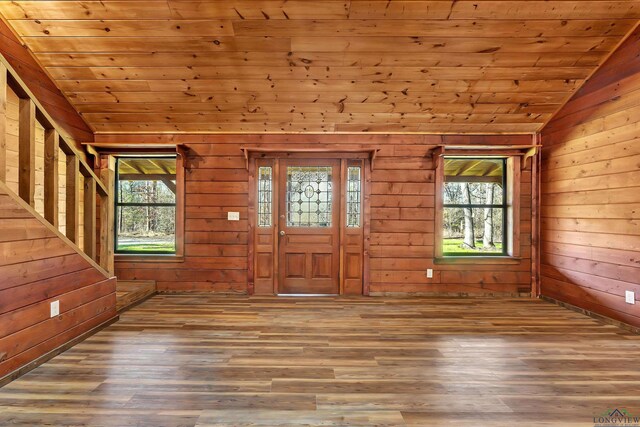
[116,280,156,312]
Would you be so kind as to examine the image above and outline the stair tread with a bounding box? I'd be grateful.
[116,280,156,312]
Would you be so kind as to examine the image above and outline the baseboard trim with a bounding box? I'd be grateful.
[370,291,533,298]
[541,296,640,334]
[0,315,120,388]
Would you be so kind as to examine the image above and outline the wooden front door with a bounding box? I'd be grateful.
[277,159,341,294]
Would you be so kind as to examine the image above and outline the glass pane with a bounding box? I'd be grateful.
[257,166,272,227]
[443,207,504,255]
[118,157,176,204]
[346,166,361,228]
[443,182,504,205]
[286,166,332,227]
[444,158,504,204]
[116,206,176,253]
[118,180,176,204]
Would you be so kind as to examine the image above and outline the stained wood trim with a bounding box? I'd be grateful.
[434,148,523,263]
[65,154,80,244]
[0,53,102,199]
[522,146,538,170]
[507,156,522,259]
[433,146,445,259]
[339,159,346,295]
[83,177,97,260]
[531,134,542,298]
[98,155,115,274]
[247,157,257,295]
[272,158,280,294]
[542,296,640,335]
[114,255,184,263]
[78,159,108,197]
[0,54,91,151]
[0,63,6,183]
[0,179,111,278]
[84,143,179,150]
[44,128,60,226]
[1,54,106,196]
[443,144,540,150]
[175,152,185,258]
[362,156,371,296]
[18,98,36,206]
[435,257,522,265]
[242,147,379,170]
[249,153,368,295]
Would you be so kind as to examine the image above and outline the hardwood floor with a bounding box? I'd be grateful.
[1,295,639,426]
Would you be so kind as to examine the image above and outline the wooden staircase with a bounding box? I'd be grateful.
[116,280,156,312]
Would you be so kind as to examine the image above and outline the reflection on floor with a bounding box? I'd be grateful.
[1,295,639,426]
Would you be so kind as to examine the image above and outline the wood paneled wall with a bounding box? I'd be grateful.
[540,26,640,328]
[103,134,535,296]
[0,19,93,144]
[5,85,69,235]
[0,182,116,380]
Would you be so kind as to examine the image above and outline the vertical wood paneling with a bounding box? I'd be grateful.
[18,98,35,206]
[43,128,59,226]
[0,63,6,182]
[83,177,96,259]
[57,146,66,235]
[106,134,534,296]
[65,154,79,243]
[4,87,20,194]
[98,155,115,274]
[540,27,640,328]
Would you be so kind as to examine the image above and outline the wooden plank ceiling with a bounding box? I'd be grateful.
[1,1,639,135]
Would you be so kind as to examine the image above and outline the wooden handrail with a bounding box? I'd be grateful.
[0,53,112,269]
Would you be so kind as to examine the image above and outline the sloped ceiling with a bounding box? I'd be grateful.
[1,1,639,134]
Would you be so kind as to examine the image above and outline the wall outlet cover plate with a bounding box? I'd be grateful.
[626,291,635,305]
[50,300,60,317]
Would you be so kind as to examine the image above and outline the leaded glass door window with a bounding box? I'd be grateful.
[286,166,333,227]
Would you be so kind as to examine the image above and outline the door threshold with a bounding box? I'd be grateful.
[277,294,339,297]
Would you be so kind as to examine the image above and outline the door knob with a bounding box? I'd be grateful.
[279,230,286,236]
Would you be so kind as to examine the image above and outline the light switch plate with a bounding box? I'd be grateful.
[626,291,635,305]
[50,300,60,317]
[227,211,240,221]
[426,269,433,279]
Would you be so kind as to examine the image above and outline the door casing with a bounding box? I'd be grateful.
[247,151,370,296]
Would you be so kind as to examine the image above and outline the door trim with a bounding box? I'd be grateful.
[247,151,371,296]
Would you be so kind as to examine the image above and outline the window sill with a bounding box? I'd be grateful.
[434,256,522,265]
[115,254,184,263]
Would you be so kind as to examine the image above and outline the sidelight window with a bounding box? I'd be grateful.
[346,166,362,227]
[257,166,273,227]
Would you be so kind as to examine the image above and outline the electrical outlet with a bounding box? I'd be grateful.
[426,269,433,279]
[227,211,240,221]
[50,300,60,317]
[626,291,635,305]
